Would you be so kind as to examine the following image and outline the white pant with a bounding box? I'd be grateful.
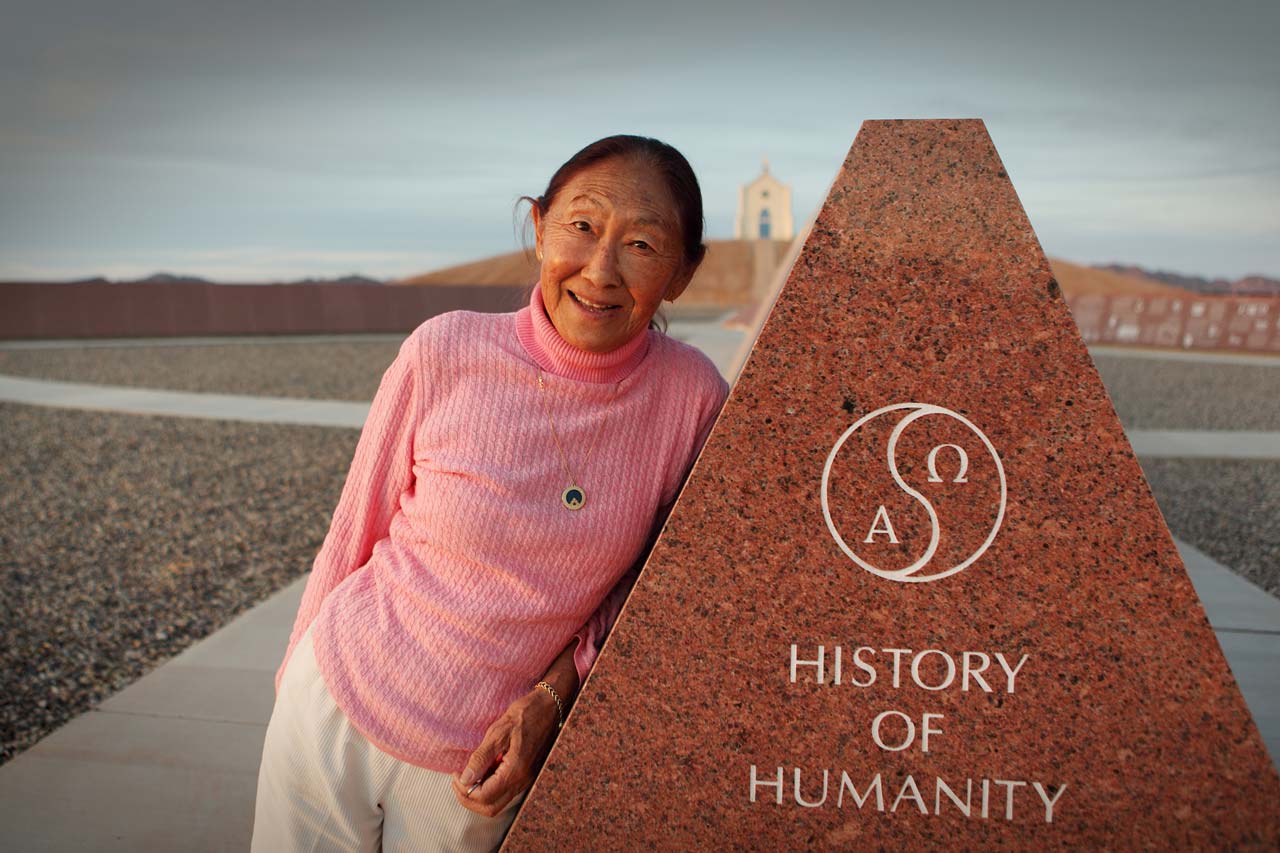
[251,622,522,852]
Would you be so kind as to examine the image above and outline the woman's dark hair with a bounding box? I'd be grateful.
[520,134,707,270]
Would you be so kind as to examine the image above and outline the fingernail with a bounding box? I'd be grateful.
[460,769,475,786]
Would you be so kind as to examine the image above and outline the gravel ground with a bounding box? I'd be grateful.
[0,342,1276,768]
[1139,458,1280,597]
[1091,354,1280,431]
[0,340,402,401]
[0,403,358,765]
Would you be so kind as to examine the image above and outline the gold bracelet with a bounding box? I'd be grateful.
[536,680,565,729]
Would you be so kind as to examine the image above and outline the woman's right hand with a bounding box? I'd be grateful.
[450,685,561,817]
[451,636,581,816]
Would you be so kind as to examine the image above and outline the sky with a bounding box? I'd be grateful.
[1,0,1277,282]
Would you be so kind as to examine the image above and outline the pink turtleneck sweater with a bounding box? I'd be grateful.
[275,287,728,772]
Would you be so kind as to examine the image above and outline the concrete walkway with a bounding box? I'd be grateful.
[0,374,372,429]
[1089,345,1280,367]
[0,538,1274,852]
[0,333,407,350]
[4,372,1279,461]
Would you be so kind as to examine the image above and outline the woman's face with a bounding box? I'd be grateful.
[533,156,695,354]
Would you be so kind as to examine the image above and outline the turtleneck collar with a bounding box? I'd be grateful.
[515,286,652,384]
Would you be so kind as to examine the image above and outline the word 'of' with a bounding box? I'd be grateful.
[790,644,1030,694]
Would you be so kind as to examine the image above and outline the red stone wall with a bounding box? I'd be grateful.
[1066,293,1280,352]
[0,282,529,339]
[4,281,1277,354]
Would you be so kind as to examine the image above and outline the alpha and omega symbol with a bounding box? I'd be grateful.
[820,403,1007,583]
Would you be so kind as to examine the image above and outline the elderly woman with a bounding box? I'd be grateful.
[251,135,728,851]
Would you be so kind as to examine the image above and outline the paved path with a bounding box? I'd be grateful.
[0,374,371,428]
[1125,429,1280,459]
[0,333,406,350]
[0,538,1273,852]
[1089,345,1280,367]
[4,373,1279,460]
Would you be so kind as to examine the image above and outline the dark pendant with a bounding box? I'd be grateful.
[562,486,585,510]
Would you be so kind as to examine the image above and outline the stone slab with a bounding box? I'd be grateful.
[1176,538,1280,765]
[0,711,262,853]
[1215,631,1280,765]
[98,665,276,725]
[1088,345,1280,367]
[1180,537,1280,634]
[0,374,369,427]
[505,120,1280,849]
[1126,429,1280,459]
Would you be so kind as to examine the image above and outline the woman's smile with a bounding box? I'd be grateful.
[569,290,620,312]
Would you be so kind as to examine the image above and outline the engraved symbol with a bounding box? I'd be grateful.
[821,403,1006,583]
[926,444,969,483]
[863,505,899,543]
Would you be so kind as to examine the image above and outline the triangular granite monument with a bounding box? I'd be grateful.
[504,120,1280,848]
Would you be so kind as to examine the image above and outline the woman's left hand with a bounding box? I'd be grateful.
[451,686,560,817]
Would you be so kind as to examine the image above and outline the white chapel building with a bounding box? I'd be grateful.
[734,159,794,241]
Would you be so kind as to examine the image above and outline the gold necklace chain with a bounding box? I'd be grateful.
[535,369,622,510]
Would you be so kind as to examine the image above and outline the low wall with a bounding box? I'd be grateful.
[0,282,530,339]
[4,282,1277,353]
[1066,293,1280,352]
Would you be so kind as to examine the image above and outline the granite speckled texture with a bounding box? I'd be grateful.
[503,120,1280,849]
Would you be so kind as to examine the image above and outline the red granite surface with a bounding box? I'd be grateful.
[503,120,1280,849]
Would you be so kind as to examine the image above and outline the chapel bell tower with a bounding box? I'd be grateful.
[734,159,794,241]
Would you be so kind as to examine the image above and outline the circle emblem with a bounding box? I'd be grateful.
[820,403,1006,583]
[562,486,585,510]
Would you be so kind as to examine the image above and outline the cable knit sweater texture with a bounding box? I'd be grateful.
[275,287,728,772]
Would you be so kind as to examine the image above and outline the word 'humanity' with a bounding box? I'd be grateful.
[748,767,1065,824]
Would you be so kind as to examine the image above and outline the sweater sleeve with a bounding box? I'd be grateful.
[274,330,422,695]
[570,367,730,686]
[569,561,642,684]
[693,374,730,461]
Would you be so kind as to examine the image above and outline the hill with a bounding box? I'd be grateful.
[1048,260,1192,298]
[393,239,794,317]
[394,243,1199,304]
[1097,265,1280,297]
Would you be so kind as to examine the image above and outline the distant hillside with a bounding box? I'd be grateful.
[394,251,537,287]
[396,245,1199,303]
[394,239,793,316]
[290,275,383,287]
[1048,260,1191,297]
[61,272,216,286]
[135,272,216,285]
[47,272,386,287]
[31,257,1260,301]
[1235,276,1280,296]
[1096,264,1280,297]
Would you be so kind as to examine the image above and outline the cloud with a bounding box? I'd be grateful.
[2,0,1277,278]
